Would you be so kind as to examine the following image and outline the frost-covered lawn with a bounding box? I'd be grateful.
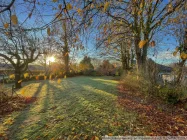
[0,76,146,140]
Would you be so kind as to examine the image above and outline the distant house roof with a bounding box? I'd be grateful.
[157,64,172,72]
[147,58,172,73]
[28,65,45,71]
[0,63,13,70]
[0,63,45,71]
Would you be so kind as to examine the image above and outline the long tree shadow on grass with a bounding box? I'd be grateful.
[8,81,46,140]
[9,80,120,139]
[42,79,145,138]
[67,77,118,95]
[45,83,127,138]
[7,77,147,140]
[21,80,57,140]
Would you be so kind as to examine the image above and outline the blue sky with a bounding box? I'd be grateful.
[2,0,182,65]
[148,34,179,65]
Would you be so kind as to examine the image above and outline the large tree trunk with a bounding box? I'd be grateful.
[176,60,186,85]
[64,52,69,74]
[44,54,47,75]
[142,33,149,72]
[120,42,130,70]
[15,69,21,89]
[135,34,149,73]
[63,20,69,74]
[121,56,128,70]
[134,36,143,71]
[131,48,135,67]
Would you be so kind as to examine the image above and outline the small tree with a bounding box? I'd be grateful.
[79,56,94,73]
[98,60,115,75]
[49,16,82,75]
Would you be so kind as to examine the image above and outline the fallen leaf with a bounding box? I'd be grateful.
[72,127,75,131]
[20,88,27,95]
[0,132,6,137]
[3,118,14,125]
[57,79,61,84]
[91,136,99,140]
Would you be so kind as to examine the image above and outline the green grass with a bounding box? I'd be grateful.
[1,76,146,140]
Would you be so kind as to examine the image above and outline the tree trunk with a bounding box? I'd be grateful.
[176,60,186,85]
[134,36,143,71]
[131,48,135,67]
[135,34,149,73]
[120,42,130,70]
[44,55,47,75]
[64,52,69,74]
[63,20,69,74]
[142,33,149,72]
[15,69,21,89]
[121,56,127,70]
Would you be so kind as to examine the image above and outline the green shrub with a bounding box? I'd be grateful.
[121,70,187,104]
[121,71,156,94]
[158,86,187,104]
[83,69,97,76]
[0,84,12,103]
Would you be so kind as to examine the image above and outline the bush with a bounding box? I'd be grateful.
[121,70,187,104]
[121,71,155,94]
[66,72,77,77]
[158,86,187,104]
[0,84,11,103]
[82,69,95,76]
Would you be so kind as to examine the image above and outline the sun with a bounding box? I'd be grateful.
[47,56,55,63]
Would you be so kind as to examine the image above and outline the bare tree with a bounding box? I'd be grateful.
[95,19,134,70]
[49,16,82,75]
[0,27,41,88]
[78,0,186,72]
